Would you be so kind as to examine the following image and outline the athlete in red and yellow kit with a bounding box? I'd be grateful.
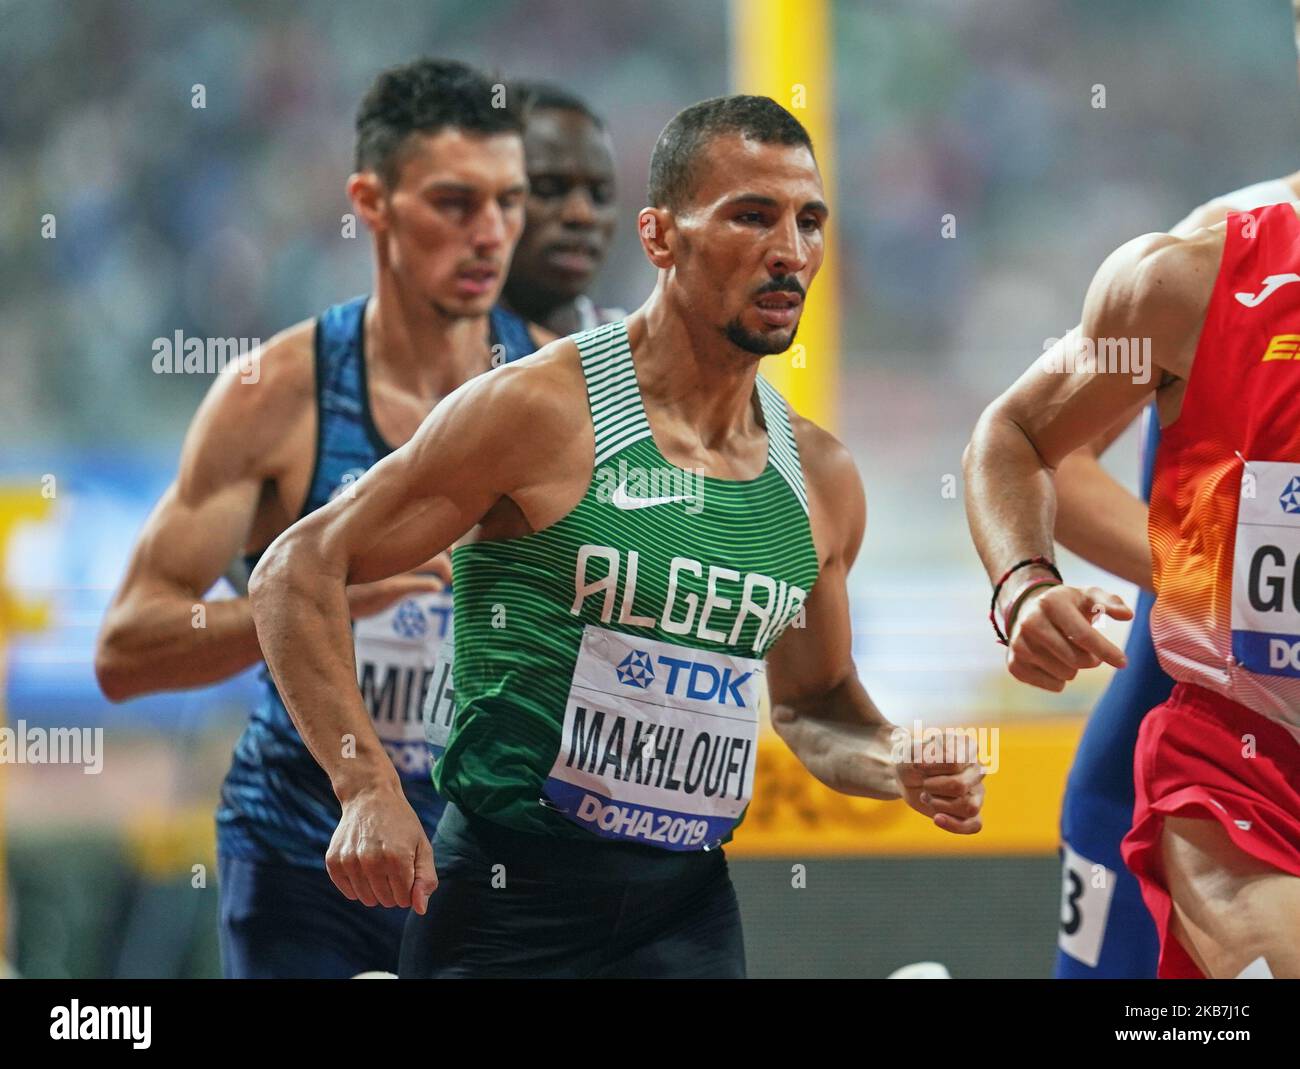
[965,202,1300,979]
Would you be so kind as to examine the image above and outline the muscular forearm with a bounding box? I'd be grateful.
[249,536,397,802]
[1054,450,1153,591]
[96,593,264,700]
[771,675,903,800]
[963,406,1058,612]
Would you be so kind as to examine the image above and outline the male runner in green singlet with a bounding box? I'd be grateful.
[249,95,987,978]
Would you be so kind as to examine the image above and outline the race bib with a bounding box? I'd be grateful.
[1057,843,1116,968]
[542,626,763,851]
[352,590,452,779]
[422,616,456,762]
[1231,460,1300,676]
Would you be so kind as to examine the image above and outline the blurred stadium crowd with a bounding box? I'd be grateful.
[3,0,1296,447]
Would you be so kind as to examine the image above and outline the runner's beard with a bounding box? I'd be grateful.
[723,317,799,355]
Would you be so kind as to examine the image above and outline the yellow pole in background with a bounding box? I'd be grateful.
[0,488,52,963]
[729,0,841,432]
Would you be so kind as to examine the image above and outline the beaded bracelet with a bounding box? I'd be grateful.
[988,555,1062,645]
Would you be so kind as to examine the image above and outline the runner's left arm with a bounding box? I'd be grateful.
[766,429,984,834]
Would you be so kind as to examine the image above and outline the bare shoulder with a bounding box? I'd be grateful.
[180,318,316,485]
[1107,227,1221,290]
[788,410,866,564]
[789,412,860,496]
[1088,228,1221,336]
[194,318,315,432]
[442,334,590,443]
[400,336,594,529]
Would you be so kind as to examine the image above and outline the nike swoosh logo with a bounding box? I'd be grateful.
[610,480,693,510]
[1234,273,1300,307]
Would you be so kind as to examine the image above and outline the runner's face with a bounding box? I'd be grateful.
[670,135,827,355]
[383,129,527,318]
[510,109,617,302]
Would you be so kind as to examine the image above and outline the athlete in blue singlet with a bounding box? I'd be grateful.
[96,58,544,977]
[1052,172,1300,977]
[214,296,536,974]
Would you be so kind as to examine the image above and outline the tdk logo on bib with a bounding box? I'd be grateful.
[392,599,429,639]
[1280,476,1300,514]
[615,649,753,707]
[616,650,654,688]
[1231,461,1300,677]
[660,657,754,707]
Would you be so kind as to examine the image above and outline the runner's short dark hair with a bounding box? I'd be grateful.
[647,95,814,210]
[355,57,523,185]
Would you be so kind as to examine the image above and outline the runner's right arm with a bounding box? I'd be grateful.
[1051,195,1261,591]
[965,230,1213,691]
[95,337,303,700]
[95,329,445,701]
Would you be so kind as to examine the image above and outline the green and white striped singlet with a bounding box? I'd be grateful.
[427,320,819,848]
